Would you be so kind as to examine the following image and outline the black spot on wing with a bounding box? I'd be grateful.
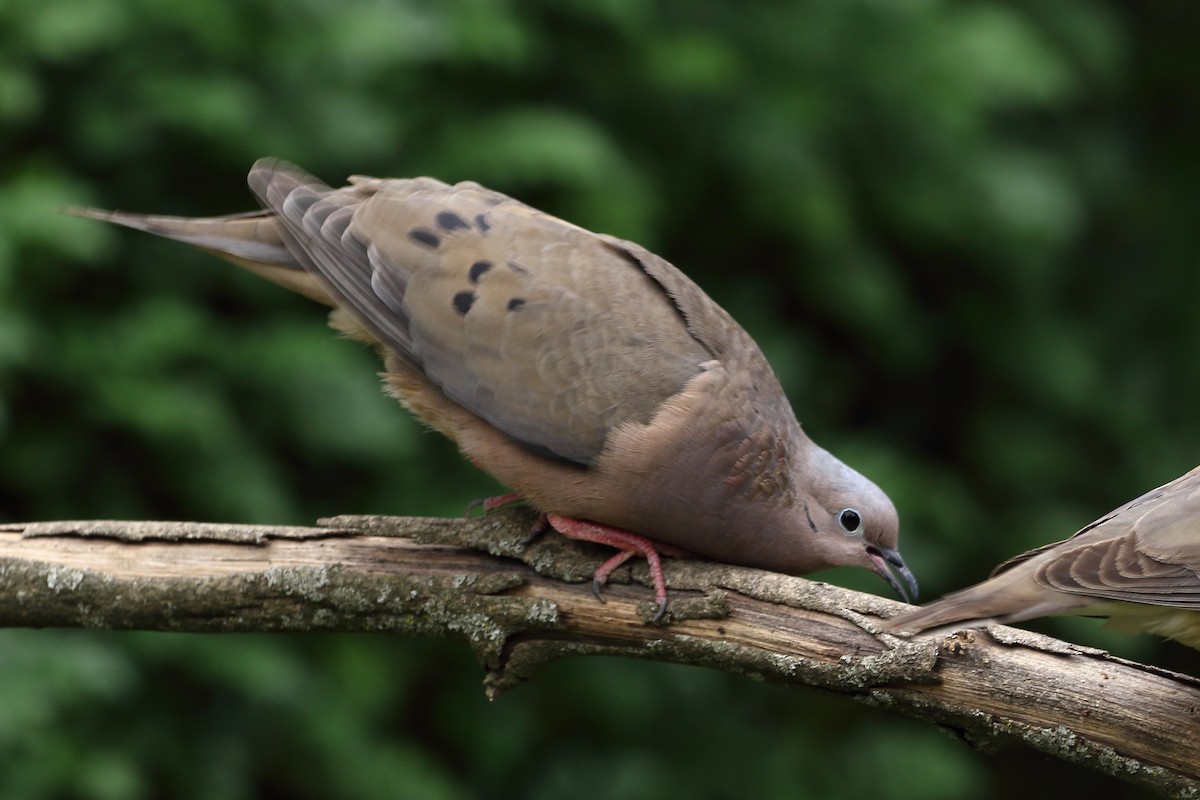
[452,291,476,315]
[436,211,469,232]
[409,228,440,248]
[507,297,525,312]
[468,260,492,283]
[474,213,491,233]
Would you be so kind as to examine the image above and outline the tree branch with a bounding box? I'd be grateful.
[1,510,1196,796]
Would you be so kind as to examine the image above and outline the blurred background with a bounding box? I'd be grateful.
[1,0,1198,797]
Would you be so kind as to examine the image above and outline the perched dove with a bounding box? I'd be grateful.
[67,158,916,621]
[887,466,1200,649]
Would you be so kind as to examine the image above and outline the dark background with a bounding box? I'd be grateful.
[2,1,1198,797]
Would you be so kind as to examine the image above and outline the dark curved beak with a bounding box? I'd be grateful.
[866,545,918,603]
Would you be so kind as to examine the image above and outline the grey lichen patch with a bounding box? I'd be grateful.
[446,609,509,651]
[835,641,940,688]
[263,565,331,601]
[762,651,806,681]
[877,637,943,677]
[519,538,605,583]
[417,589,559,667]
[45,566,88,592]
[767,651,898,691]
[524,598,558,626]
[460,511,546,558]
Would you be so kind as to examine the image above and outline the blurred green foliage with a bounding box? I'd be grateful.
[1,0,1197,797]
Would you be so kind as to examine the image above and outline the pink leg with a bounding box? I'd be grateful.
[465,492,526,516]
[548,515,681,623]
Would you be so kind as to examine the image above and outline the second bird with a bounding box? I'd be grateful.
[888,466,1200,649]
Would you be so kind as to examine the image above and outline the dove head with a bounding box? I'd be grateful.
[796,446,917,603]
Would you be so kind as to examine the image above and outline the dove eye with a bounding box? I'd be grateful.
[837,508,864,536]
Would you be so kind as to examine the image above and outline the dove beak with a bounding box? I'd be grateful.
[866,545,918,604]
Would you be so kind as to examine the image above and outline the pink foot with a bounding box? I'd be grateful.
[465,492,526,516]
[547,515,685,624]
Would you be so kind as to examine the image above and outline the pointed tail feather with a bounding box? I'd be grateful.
[884,587,1007,634]
[883,578,1075,635]
[62,206,335,306]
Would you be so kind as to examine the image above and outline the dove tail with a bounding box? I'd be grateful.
[884,588,1002,634]
[884,581,1066,635]
[62,206,335,306]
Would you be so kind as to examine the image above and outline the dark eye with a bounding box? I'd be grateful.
[838,508,863,536]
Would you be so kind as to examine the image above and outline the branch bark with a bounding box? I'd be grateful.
[1,510,1197,796]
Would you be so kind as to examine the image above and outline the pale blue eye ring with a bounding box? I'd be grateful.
[838,508,863,536]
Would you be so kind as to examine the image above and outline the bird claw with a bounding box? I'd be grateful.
[549,515,674,624]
